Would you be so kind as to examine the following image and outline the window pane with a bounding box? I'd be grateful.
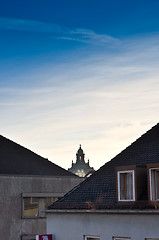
[127,172,133,199]
[87,238,100,240]
[85,236,100,240]
[76,169,85,177]
[145,239,159,240]
[120,173,126,200]
[23,197,39,217]
[86,238,100,240]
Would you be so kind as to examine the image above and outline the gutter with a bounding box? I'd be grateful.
[45,209,159,214]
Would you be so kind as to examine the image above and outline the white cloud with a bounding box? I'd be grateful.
[56,28,119,45]
[1,33,159,170]
[0,17,118,46]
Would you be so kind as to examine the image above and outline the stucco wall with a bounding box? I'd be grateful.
[0,175,82,240]
[46,211,159,240]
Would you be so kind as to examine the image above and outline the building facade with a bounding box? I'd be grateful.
[0,135,83,240]
[46,123,159,240]
[46,211,159,240]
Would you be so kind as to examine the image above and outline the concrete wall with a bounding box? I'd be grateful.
[46,211,159,240]
[0,174,83,240]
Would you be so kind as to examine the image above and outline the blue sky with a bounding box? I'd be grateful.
[1,0,159,170]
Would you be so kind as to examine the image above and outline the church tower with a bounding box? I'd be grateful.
[68,145,95,177]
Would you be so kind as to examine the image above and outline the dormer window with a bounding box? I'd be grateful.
[149,168,159,201]
[117,170,135,201]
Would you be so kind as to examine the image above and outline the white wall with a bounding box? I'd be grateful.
[46,212,159,240]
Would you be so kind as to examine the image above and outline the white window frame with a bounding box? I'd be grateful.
[117,170,135,201]
[149,168,159,201]
[84,235,100,240]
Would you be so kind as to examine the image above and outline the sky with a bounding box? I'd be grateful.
[0,0,159,170]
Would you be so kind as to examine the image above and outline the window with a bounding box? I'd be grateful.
[76,169,85,177]
[149,168,159,201]
[84,236,100,240]
[117,170,135,201]
[23,196,59,218]
[113,238,131,240]
[145,239,159,240]
[23,197,39,217]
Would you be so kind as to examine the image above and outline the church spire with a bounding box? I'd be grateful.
[68,145,95,177]
[76,144,85,163]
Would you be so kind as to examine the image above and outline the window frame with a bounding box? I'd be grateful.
[117,170,135,202]
[22,193,62,219]
[145,239,159,240]
[149,167,159,201]
[23,197,40,218]
[84,235,100,240]
[113,237,131,240]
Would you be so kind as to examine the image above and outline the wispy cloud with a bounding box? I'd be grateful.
[55,28,119,45]
[1,25,159,169]
[0,17,118,45]
[1,33,159,170]
[0,17,66,33]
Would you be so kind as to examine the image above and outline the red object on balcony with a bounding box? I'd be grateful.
[36,234,53,240]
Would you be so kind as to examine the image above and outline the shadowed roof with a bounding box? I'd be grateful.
[0,135,77,177]
[49,123,159,210]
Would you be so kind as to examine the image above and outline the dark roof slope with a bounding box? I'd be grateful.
[49,123,159,210]
[0,135,77,177]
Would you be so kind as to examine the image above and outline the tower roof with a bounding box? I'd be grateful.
[68,145,94,177]
[76,144,84,155]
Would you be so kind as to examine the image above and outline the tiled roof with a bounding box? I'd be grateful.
[49,123,159,209]
[0,135,77,177]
